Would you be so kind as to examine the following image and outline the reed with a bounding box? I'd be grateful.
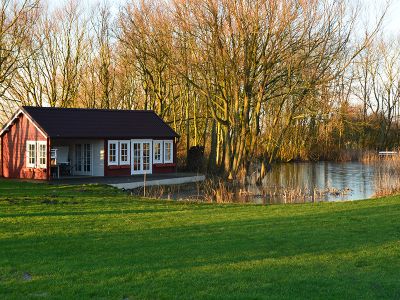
[374,173,400,197]
[257,185,351,204]
[360,150,380,163]
[360,149,400,163]
[373,156,400,197]
[197,176,352,204]
[330,149,400,163]
[128,177,354,204]
[203,178,236,203]
[336,149,361,162]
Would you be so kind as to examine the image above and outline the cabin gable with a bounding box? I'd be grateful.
[1,113,48,180]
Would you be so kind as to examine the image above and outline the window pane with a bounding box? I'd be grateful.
[143,143,150,170]
[133,143,140,171]
[109,143,116,162]
[120,143,128,162]
[75,144,82,171]
[84,144,91,172]
[39,144,46,166]
[28,143,36,165]
[154,142,161,162]
[164,142,172,162]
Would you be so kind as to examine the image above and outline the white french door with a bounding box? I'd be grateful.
[74,143,92,175]
[131,140,152,175]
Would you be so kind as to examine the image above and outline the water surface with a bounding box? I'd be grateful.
[248,162,377,203]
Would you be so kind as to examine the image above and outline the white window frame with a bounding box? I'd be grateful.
[153,140,163,164]
[26,141,36,168]
[108,140,119,166]
[37,141,47,169]
[164,140,173,163]
[119,140,131,165]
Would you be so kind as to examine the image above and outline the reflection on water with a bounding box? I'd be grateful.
[133,162,388,204]
[246,162,377,204]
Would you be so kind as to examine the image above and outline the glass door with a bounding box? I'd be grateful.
[75,144,82,172]
[74,143,92,175]
[83,144,91,173]
[131,140,152,175]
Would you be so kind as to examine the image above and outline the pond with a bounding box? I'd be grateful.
[132,161,400,204]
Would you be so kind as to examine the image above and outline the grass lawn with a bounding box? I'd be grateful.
[0,179,400,299]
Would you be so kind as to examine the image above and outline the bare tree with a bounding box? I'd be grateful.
[0,0,39,121]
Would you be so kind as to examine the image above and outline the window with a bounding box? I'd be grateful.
[119,141,130,165]
[26,141,47,169]
[26,141,36,168]
[164,141,173,163]
[37,141,47,168]
[108,140,118,165]
[153,140,163,163]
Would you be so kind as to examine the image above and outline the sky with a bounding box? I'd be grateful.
[384,0,400,34]
[47,0,400,39]
[361,0,400,38]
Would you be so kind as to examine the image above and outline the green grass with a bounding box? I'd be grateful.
[0,179,400,299]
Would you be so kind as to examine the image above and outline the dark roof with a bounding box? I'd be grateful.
[21,106,179,139]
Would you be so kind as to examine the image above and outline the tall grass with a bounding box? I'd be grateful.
[371,153,400,197]
[374,173,400,197]
[335,149,398,163]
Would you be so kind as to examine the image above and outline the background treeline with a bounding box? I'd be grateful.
[0,0,395,178]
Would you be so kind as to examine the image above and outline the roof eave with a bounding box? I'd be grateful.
[0,107,49,138]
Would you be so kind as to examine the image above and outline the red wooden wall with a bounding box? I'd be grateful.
[152,138,177,173]
[1,114,48,180]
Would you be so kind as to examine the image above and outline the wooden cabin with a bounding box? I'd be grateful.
[0,106,179,180]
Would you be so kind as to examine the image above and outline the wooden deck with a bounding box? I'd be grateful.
[50,173,205,189]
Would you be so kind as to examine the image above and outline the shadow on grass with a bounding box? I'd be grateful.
[2,202,399,264]
[2,208,400,299]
